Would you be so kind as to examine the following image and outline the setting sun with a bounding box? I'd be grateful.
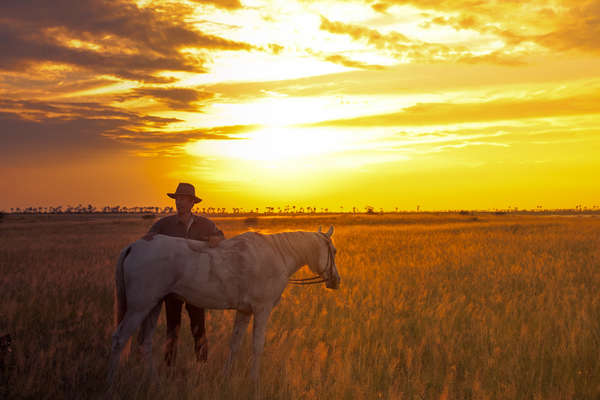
[186,127,344,163]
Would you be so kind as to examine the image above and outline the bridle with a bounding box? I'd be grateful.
[289,233,334,286]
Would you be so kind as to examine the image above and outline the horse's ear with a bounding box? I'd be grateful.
[326,225,334,237]
[318,226,322,233]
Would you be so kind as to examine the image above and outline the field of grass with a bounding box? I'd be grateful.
[1,213,599,399]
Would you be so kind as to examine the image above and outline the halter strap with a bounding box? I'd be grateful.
[289,234,333,286]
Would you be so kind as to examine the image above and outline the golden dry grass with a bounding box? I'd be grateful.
[1,213,599,399]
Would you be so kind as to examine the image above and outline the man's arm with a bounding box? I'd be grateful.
[207,223,225,248]
[207,234,224,248]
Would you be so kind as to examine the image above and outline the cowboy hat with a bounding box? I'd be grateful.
[167,182,202,203]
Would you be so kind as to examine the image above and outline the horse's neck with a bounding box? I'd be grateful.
[272,232,314,277]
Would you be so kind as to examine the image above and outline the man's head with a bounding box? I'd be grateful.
[174,195,195,215]
[167,183,201,215]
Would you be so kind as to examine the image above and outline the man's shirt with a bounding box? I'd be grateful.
[148,215,224,241]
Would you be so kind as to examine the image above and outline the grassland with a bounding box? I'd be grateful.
[1,213,599,399]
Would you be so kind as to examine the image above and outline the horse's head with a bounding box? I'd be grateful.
[312,226,340,289]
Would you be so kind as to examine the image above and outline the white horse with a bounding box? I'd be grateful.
[107,226,340,384]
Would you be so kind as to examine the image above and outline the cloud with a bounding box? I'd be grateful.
[373,0,600,56]
[105,124,259,146]
[104,124,260,157]
[117,87,215,111]
[305,92,600,127]
[306,48,386,70]
[0,98,258,160]
[320,15,411,51]
[188,0,243,9]
[534,1,600,54]
[319,15,524,65]
[322,54,386,70]
[0,0,254,82]
[268,43,284,55]
[198,55,600,102]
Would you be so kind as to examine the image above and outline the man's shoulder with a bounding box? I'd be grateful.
[153,214,178,226]
[192,215,216,226]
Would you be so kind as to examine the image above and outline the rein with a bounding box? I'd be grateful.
[288,277,327,285]
[288,234,332,286]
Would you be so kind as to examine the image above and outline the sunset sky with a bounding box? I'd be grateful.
[2,0,599,211]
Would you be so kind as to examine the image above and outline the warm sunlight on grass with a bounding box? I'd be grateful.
[1,214,599,398]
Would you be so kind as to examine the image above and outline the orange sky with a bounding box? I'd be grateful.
[1,0,599,211]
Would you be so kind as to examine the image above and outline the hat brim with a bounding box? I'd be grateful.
[167,193,202,203]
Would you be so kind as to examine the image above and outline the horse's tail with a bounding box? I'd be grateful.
[114,245,132,356]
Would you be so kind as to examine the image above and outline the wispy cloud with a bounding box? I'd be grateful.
[305,91,600,127]
[372,0,600,56]
[117,87,215,111]
[319,15,526,65]
[307,49,386,70]
[189,0,244,10]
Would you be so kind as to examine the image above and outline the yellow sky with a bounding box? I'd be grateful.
[1,0,599,211]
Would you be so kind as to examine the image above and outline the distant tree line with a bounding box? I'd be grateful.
[4,204,600,216]
[8,205,174,215]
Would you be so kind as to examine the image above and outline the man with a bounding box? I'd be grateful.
[142,182,225,366]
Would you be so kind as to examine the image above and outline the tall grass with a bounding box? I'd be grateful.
[0,214,599,399]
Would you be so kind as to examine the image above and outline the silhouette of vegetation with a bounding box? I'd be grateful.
[4,205,600,217]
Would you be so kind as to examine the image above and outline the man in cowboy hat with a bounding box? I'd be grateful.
[142,182,224,366]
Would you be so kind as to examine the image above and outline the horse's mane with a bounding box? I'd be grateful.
[259,231,322,268]
[186,230,323,269]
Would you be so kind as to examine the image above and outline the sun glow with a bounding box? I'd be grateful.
[186,127,344,163]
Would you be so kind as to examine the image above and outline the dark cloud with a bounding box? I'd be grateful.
[0,99,259,161]
[102,124,259,157]
[108,124,257,146]
[0,0,254,82]
[117,87,215,111]
[0,110,137,164]
[0,72,118,99]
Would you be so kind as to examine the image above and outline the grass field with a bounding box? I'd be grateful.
[1,213,599,399]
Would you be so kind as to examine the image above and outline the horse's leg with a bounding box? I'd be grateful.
[107,309,152,387]
[139,303,162,379]
[134,314,148,360]
[224,310,251,376]
[250,306,273,382]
